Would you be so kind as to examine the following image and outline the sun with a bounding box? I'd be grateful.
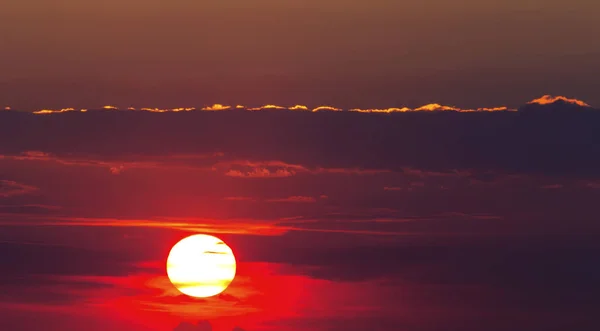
[166,234,237,298]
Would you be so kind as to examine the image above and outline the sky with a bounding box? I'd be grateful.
[1,98,600,331]
[1,1,600,331]
[1,0,600,108]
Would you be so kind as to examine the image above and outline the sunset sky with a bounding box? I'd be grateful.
[1,1,600,331]
[2,0,600,109]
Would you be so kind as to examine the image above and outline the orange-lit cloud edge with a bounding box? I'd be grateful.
[3,95,593,115]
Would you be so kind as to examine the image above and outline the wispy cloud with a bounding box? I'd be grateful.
[541,184,563,190]
[224,168,296,178]
[0,180,38,197]
[215,160,390,178]
[266,196,318,203]
[223,196,256,202]
[528,95,591,107]
[0,215,285,236]
[24,95,596,115]
[585,181,600,189]
[1,151,221,174]
[383,186,402,191]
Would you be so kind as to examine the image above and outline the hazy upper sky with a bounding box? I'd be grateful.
[1,0,599,108]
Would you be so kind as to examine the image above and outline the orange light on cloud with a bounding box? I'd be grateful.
[25,98,569,115]
[312,106,342,112]
[202,104,231,111]
[248,104,287,111]
[528,95,591,107]
[140,107,169,113]
[33,108,81,114]
[476,106,510,112]
[349,107,412,113]
[415,103,461,112]
[289,105,309,111]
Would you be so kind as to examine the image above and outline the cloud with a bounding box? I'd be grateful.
[584,181,600,189]
[216,160,307,178]
[0,215,286,236]
[33,108,79,114]
[0,204,61,214]
[520,95,596,113]
[224,169,295,178]
[312,106,342,112]
[173,322,246,331]
[541,184,563,189]
[0,151,220,174]
[223,196,256,202]
[247,232,600,305]
[350,107,412,113]
[415,103,461,112]
[202,104,231,111]
[0,241,141,278]
[2,97,600,180]
[10,95,600,117]
[266,196,317,203]
[0,180,38,197]
[215,160,390,178]
[527,95,591,107]
[173,321,212,331]
[21,101,521,114]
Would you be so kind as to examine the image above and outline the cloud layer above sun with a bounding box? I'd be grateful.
[4,95,594,114]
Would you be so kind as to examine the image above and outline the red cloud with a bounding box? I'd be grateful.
[384,186,402,191]
[0,215,286,236]
[0,180,38,197]
[225,168,296,178]
[223,196,256,201]
[541,184,563,190]
[215,160,391,178]
[585,181,600,189]
[216,160,306,178]
[267,196,317,203]
[1,151,220,174]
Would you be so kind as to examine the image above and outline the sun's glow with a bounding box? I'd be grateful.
[166,234,237,298]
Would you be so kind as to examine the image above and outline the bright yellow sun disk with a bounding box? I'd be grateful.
[166,234,237,298]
